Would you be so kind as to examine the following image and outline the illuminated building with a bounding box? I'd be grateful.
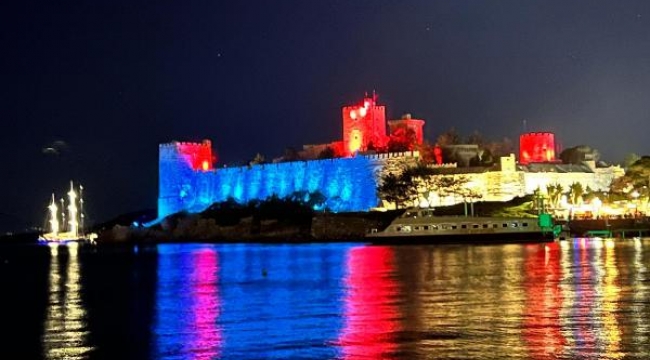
[519,132,556,164]
[298,92,425,158]
[341,93,388,156]
[387,114,425,146]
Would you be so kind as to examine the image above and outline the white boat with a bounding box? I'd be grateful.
[39,181,97,244]
[366,208,556,244]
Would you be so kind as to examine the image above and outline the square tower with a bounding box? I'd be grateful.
[342,93,388,156]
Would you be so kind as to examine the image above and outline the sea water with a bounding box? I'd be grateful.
[1,239,649,359]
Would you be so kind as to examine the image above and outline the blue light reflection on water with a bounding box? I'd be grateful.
[154,244,222,359]
[153,243,351,359]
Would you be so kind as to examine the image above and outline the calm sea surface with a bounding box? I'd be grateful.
[1,239,650,359]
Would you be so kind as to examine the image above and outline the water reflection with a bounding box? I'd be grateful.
[42,243,93,359]
[216,244,347,359]
[523,243,566,359]
[632,239,649,348]
[4,238,650,359]
[338,246,401,359]
[154,244,222,359]
[560,239,625,358]
[188,248,222,359]
[601,240,622,358]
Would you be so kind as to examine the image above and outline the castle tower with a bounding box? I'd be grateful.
[342,93,388,156]
[387,113,425,147]
[158,140,215,218]
[519,132,556,164]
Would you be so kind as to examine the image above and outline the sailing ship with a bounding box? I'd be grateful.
[39,181,96,243]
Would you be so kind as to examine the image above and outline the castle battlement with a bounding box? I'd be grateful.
[362,151,420,160]
[159,139,212,149]
[426,162,458,168]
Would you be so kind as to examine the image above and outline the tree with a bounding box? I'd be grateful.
[249,153,266,165]
[569,182,584,205]
[429,175,469,203]
[532,187,544,211]
[436,128,461,147]
[282,147,301,162]
[623,153,642,168]
[610,155,650,202]
[546,183,557,208]
[559,145,600,164]
[388,124,417,152]
[318,146,336,159]
[378,172,416,209]
[416,141,438,164]
[484,137,515,158]
[466,130,485,147]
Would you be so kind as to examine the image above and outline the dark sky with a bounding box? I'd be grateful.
[2,0,650,231]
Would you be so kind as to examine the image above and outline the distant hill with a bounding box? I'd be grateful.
[90,209,157,233]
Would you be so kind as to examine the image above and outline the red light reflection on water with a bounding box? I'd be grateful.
[523,243,566,359]
[185,248,222,360]
[338,246,401,359]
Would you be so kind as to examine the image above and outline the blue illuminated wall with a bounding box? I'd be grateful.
[158,143,380,218]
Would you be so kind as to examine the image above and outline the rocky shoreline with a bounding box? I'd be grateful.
[95,211,399,244]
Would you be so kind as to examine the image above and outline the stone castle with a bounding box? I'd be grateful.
[157,94,623,218]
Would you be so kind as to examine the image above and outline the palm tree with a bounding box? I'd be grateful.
[555,183,564,207]
[546,184,557,208]
[569,182,584,205]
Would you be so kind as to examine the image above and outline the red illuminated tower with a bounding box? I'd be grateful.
[519,132,556,164]
[176,140,215,171]
[342,93,388,156]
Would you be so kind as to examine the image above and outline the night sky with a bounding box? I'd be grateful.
[2,1,650,231]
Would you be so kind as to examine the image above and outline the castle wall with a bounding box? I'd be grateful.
[405,171,526,209]
[158,155,380,218]
[396,167,621,209]
[159,139,623,218]
[522,170,617,195]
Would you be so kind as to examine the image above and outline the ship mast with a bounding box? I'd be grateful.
[79,184,85,237]
[60,198,66,232]
[48,194,59,236]
[67,181,78,238]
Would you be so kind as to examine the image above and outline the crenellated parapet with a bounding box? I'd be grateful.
[362,151,420,161]
[519,132,556,164]
[160,140,215,171]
